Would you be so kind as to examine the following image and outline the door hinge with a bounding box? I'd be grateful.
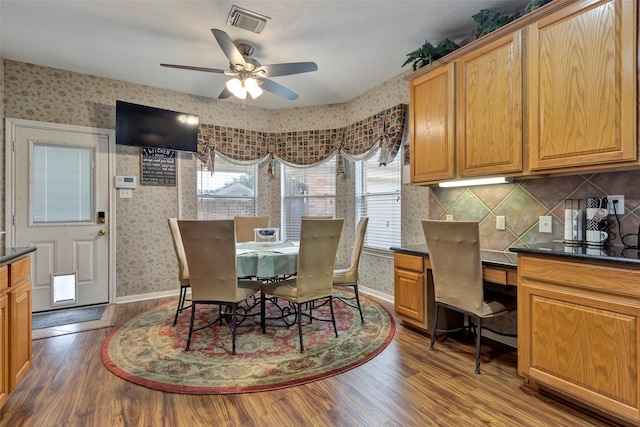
[12,140,16,152]
[12,215,15,226]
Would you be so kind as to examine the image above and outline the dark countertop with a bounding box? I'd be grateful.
[390,244,517,268]
[509,242,640,266]
[0,246,36,265]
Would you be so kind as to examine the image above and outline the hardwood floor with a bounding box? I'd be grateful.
[0,296,624,427]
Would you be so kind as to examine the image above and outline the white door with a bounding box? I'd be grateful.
[6,119,114,312]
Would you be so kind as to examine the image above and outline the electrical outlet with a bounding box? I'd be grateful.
[607,195,624,215]
[496,215,506,230]
[445,214,454,221]
[539,216,552,233]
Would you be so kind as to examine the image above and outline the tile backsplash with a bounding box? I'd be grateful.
[429,170,640,250]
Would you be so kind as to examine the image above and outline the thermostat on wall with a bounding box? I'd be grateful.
[114,175,137,189]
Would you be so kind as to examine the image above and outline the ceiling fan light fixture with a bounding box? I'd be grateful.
[226,77,247,99]
[245,77,263,99]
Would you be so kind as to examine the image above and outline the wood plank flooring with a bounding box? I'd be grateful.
[0,296,626,427]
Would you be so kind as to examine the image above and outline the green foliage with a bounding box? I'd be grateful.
[472,9,521,39]
[524,0,553,13]
[402,0,555,70]
[402,38,460,71]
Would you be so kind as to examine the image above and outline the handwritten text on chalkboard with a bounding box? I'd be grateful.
[141,148,176,186]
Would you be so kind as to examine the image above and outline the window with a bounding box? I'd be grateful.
[356,148,401,249]
[197,155,257,219]
[281,157,336,241]
[33,144,93,223]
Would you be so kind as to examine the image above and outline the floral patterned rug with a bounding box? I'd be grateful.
[101,292,395,394]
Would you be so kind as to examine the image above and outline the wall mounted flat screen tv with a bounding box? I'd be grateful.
[115,100,200,152]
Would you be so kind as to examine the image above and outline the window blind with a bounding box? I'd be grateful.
[356,149,401,249]
[281,157,336,241]
[197,155,257,219]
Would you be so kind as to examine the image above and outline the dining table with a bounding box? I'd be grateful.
[236,240,299,279]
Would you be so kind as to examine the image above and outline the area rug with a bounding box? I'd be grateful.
[32,305,106,330]
[101,292,395,394]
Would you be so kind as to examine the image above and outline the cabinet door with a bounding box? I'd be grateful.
[0,294,8,409]
[394,268,426,328]
[518,255,640,425]
[528,0,637,172]
[410,63,456,184]
[10,280,31,390]
[456,31,522,177]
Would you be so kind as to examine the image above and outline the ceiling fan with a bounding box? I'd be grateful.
[161,29,318,101]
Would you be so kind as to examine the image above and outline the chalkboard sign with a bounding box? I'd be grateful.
[141,148,176,186]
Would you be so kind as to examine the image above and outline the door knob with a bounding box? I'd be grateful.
[98,229,106,236]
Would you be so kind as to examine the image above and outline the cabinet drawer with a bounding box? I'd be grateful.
[482,266,517,286]
[394,253,424,273]
[0,267,7,292]
[10,257,30,287]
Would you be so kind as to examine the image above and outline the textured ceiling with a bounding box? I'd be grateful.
[0,0,528,110]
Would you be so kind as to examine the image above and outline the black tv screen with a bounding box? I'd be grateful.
[115,101,200,152]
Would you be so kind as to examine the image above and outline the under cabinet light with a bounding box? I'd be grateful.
[438,177,512,188]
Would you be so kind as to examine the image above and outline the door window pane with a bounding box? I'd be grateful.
[33,144,92,223]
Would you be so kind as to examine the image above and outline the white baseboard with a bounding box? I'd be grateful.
[116,288,182,304]
[358,286,393,304]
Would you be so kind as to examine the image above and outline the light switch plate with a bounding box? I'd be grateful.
[445,214,454,221]
[496,215,506,230]
[119,189,133,198]
[539,216,552,233]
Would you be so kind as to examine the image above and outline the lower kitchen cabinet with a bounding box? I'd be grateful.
[518,253,640,426]
[393,252,464,333]
[0,251,34,409]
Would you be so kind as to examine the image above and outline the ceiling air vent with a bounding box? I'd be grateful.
[227,5,270,34]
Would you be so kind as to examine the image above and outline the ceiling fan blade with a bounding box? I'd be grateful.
[218,87,232,99]
[259,78,298,100]
[160,63,226,74]
[211,29,246,67]
[258,62,318,77]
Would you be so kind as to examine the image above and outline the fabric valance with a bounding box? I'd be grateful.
[197,104,407,172]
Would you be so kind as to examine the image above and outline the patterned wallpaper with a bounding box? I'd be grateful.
[3,58,637,313]
[0,56,4,247]
[1,59,409,299]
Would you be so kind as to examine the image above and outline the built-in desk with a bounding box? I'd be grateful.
[390,245,517,333]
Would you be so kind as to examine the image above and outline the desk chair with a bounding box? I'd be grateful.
[234,216,270,243]
[261,218,343,353]
[178,219,262,355]
[301,216,333,220]
[422,220,515,374]
[168,218,191,326]
[332,217,368,322]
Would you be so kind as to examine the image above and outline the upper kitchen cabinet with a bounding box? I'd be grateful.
[456,31,523,177]
[409,63,455,184]
[527,0,637,172]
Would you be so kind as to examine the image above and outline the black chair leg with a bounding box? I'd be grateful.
[430,302,440,351]
[260,291,266,334]
[353,285,364,323]
[475,316,482,374]
[329,297,338,338]
[230,303,237,356]
[185,303,196,351]
[297,303,304,353]
[173,286,187,326]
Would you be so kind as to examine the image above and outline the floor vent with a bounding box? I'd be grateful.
[227,5,270,34]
